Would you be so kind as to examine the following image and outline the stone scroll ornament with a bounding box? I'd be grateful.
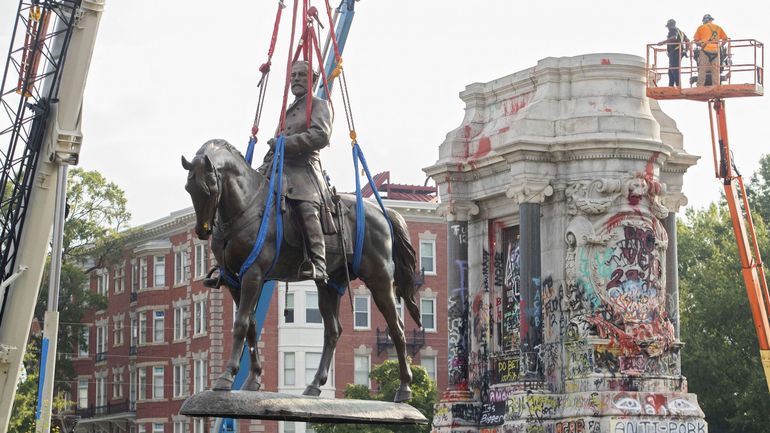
[564,173,675,359]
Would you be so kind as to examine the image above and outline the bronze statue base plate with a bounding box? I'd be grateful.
[180,390,429,425]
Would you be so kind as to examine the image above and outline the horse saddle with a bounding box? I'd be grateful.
[282,198,353,256]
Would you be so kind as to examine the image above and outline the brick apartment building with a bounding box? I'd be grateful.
[69,172,447,433]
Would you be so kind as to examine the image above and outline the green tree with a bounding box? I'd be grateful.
[313,360,438,433]
[8,343,71,433]
[678,199,770,432]
[9,168,130,429]
[747,154,770,222]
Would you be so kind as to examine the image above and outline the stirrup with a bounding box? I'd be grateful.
[203,266,223,289]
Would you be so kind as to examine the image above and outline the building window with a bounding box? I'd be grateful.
[131,262,139,292]
[194,359,208,393]
[174,421,186,433]
[283,422,295,433]
[129,369,137,405]
[79,327,89,357]
[421,355,437,381]
[139,257,148,289]
[421,298,436,332]
[395,298,404,321]
[152,366,164,399]
[113,370,123,398]
[194,300,207,336]
[154,310,165,342]
[96,376,106,407]
[153,423,164,433]
[174,364,187,398]
[139,312,147,344]
[130,317,138,347]
[282,293,294,324]
[283,352,295,386]
[195,243,208,279]
[113,317,124,346]
[193,419,205,433]
[420,240,436,275]
[305,292,322,324]
[138,425,146,433]
[114,264,125,293]
[96,324,107,359]
[305,352,321,385]
[175,249,190,284]
[138,367,146,400]
[174,305,190,340]
[354,355,370,386]
[154,256,166,287]
[96,271,109,296]
[353,296,370,329]
[77,379,88,409]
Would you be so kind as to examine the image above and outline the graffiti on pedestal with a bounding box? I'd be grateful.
[502,230,521,352]
[490,352,521,383]
[564,173,676,379]
[470,249,492,398]
[448,258,470,388]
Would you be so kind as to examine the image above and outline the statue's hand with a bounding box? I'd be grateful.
[267,138,276,149]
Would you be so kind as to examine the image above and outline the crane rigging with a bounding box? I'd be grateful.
[0,0,105,431]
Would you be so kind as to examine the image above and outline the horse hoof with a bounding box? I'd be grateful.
[240,377,261,392]
[212,376,234,391]
[394,388,412,403]
[303,385,322,397]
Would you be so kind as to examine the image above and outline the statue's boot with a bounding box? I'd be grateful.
[297,201,328,282]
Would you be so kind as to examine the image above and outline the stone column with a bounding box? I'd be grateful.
[663,192,687,340]
[507,182,553,378]
[442,200,478,400]
[432,200,481,433]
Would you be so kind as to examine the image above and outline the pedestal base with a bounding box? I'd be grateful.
[180,390,428,425]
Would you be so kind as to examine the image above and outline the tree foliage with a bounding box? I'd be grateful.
[313,360,438,433]
[8,343,71,433]
[63,167,130,270]
[678,156,770,432]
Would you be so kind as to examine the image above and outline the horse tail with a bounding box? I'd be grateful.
[386,208,422,328]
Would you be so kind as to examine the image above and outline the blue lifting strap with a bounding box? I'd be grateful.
[244,136,257,165]
[237,134,286,285]
[352,142,393,275]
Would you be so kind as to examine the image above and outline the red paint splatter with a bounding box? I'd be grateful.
[604,107,613,113]
[474,137,492,159]
[601,58,611,65]
[498,126,510,134]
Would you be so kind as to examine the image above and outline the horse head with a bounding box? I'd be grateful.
[181,153,219,240]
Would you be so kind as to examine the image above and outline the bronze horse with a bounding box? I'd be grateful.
[181,139,422,402]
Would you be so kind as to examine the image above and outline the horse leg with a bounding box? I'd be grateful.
[370,278,413,402]
[213,270,263,390]
[240,316,262,391]
[303,281,342,396]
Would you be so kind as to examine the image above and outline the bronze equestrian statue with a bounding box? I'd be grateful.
[181,61,422,402]
[261,61,334,282]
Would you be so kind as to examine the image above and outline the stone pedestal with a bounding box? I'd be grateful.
[425,53,705,433]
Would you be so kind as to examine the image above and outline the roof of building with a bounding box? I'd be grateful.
[360,171,438,203]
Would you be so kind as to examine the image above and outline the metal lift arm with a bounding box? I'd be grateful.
[710,99,770,391]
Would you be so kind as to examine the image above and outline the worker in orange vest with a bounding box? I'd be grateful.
[693,14,728,87]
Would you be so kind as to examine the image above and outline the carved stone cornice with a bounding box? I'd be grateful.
[565,173,670,219]
[438,200,480,222]
[660,192,689,214]
[506,180,554,204]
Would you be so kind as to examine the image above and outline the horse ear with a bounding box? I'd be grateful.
[181,156,193,170]
[204,155,214,172]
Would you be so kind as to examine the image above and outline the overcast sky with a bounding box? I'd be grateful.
[2,1,769,226]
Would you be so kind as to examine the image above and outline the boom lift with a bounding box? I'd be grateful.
[0,0,105,430]
[647,39,770,391]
